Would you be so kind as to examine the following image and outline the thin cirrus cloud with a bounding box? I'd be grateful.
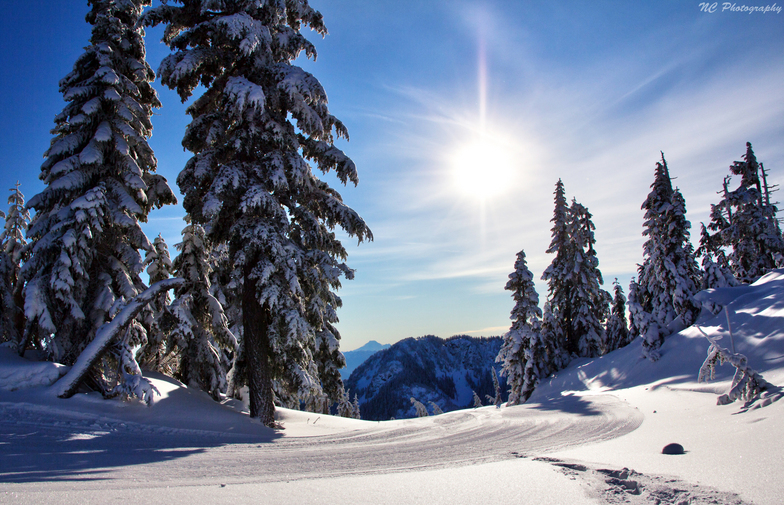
[0,2,781,348]
[328,3,784,345]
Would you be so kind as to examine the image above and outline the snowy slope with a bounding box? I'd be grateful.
[1,271,784,504]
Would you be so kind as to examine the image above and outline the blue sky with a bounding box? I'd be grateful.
[0,1,782,351]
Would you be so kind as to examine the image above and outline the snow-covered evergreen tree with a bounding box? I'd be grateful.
[497,250,545,405]
[312,320,347,407]
[410,397,429,417]
[428,401,444,415]
[707,143,784,283]
[337,388,355,418]
[697,223,738,291]
[1,182,30,288]
[696,223,739,316]
[139,233,174,371]
[22,0,175,391]
[541,179,571,362]
[566,199,611,358]
[351,393,361,419]
[604,279,630,353]
[635,154,701,361]
[541,180,610,362]
[0,183,30,348]
[540,301,566,373]
[168,223,237,400]
[143,1,371,426]
[626,277,643,341]
[485,367,502,408]
[471,390,483,408]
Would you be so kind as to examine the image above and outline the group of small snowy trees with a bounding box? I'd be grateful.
[628,145,783,361]
[704,143,784,283]
[498,180,625,405]
[500,143,782,403]
[0,0,370,427]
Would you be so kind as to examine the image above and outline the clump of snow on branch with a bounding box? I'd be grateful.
[697,326,771,405]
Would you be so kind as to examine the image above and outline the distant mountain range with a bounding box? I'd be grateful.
[345,335,506,421]
[340,340,391,380]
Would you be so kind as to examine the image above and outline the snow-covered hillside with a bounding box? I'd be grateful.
[2,271,783,504]
[346,335,506,419]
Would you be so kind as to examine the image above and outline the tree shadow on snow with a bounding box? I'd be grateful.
[0,408,281,485]
[522,393,605,417]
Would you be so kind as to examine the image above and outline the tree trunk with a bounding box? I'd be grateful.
[243,264,276,427]
[14,283,27,357]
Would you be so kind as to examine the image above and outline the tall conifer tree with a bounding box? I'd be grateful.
[541,179,570,364]
[0,183,30,348]
[565,199,610,358]
[144,0,371,426]
[635,154,701,360]
[169,223,237,400]
[497,250,545,405]
[605,279,630,352]
[541,180,610,362]
[22,0,175,380]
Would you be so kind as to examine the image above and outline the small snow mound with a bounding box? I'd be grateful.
[0,346,68,391]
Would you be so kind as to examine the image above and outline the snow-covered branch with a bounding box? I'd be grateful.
[54,278,184,400]
[696,326,771,405]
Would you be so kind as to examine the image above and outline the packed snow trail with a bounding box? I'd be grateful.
[0,392,641,491]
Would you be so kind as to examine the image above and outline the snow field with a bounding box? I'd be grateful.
[2,271,784,504]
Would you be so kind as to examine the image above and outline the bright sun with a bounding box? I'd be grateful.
[451,137,517,200]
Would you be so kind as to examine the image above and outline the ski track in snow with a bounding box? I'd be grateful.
[0,393,641,491]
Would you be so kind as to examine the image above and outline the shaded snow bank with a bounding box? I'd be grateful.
[0,346,68,391]
[536,269,784,399]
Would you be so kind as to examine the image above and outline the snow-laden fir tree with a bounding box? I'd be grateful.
[635,154,701,361]
[497,250,546,405]
[143,0,371,426]
[696,223,739,315]
[410,397,429,417]
[540,179,571,365]
[1,183,30,290]
[168,223,237,400]
[0,183,30,348]
[540,300,565,373]
[138,233,174,371]
[485,366,502,407]
[604,279,630,353]
[471,390,483,408]
[337,388,357,418]
[428,400,444,415]
[697,223,738,291]
[22,0,176,389]
[565,199,611,358]
[707,143,784,283]
[541,180,610,362]
[351,393,361,419]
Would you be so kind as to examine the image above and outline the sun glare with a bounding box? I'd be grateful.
[451,137,516,200]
